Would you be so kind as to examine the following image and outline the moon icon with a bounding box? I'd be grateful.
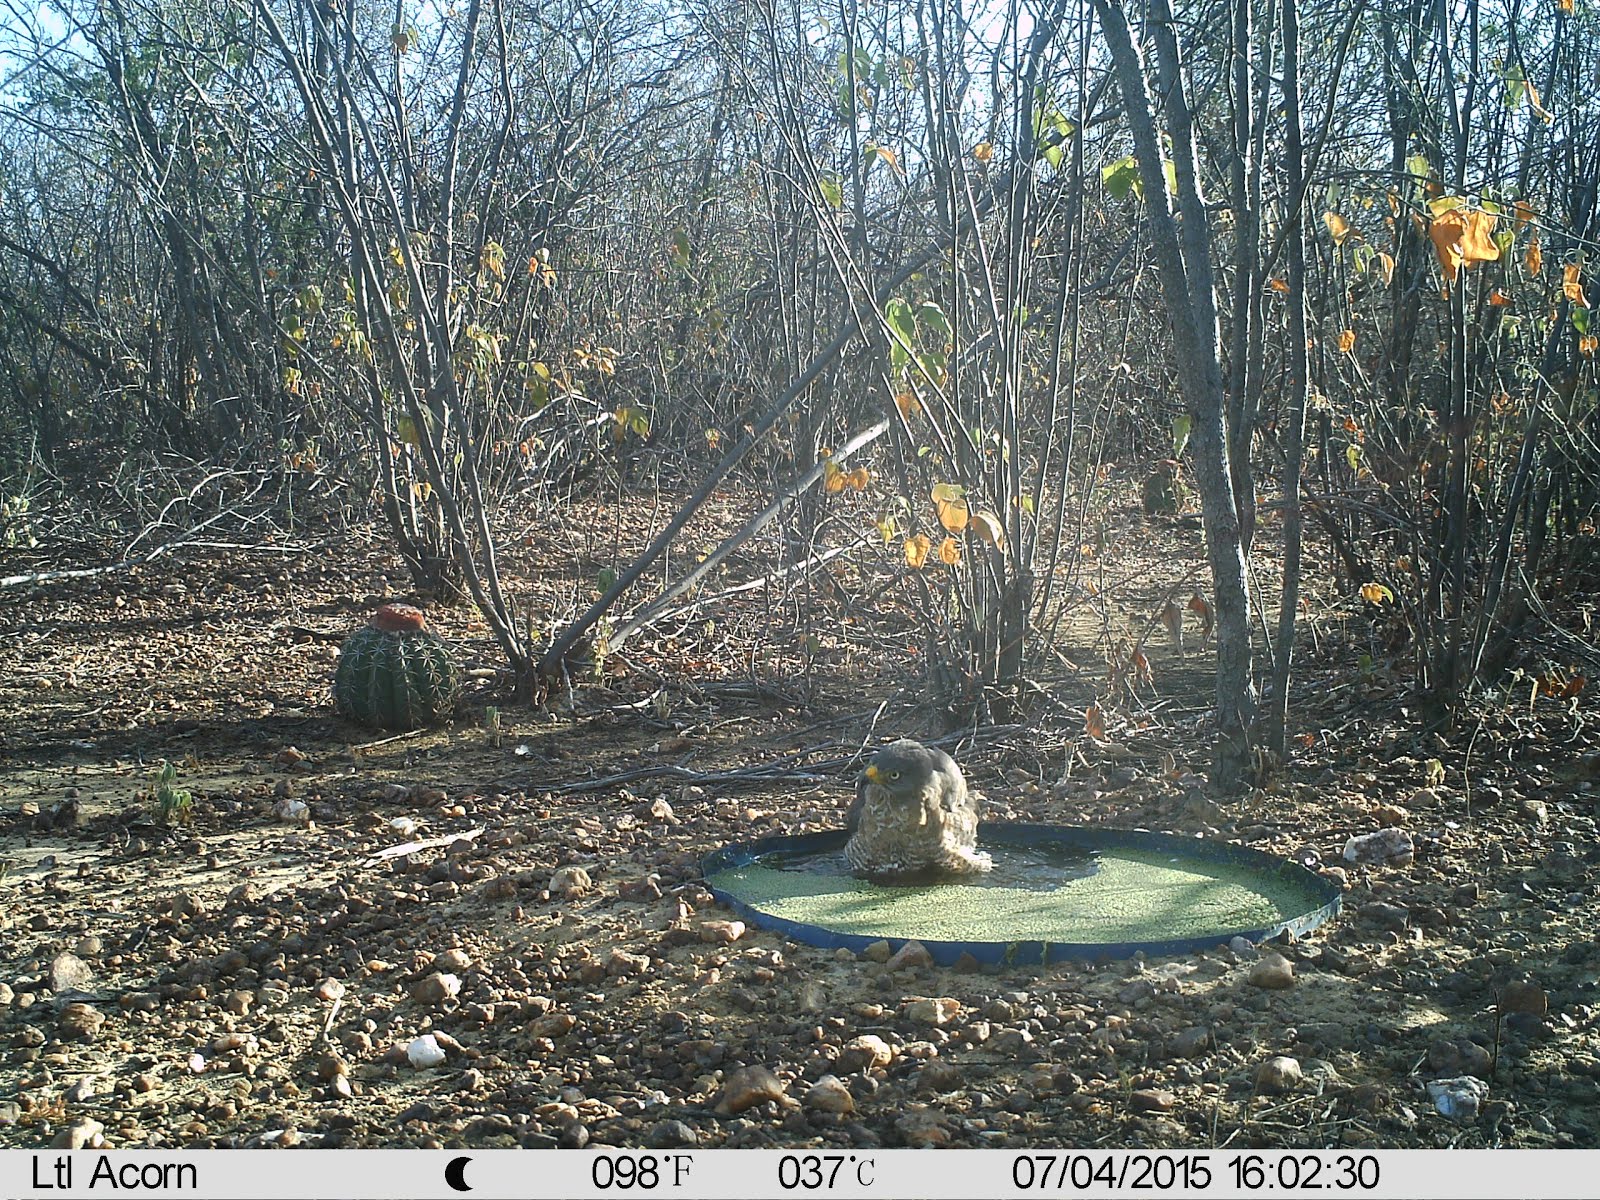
[444,1156,473,1193]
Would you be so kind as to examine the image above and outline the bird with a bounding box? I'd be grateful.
[843,738,992,879]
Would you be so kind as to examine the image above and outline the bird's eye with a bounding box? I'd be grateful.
[887,770,901,781]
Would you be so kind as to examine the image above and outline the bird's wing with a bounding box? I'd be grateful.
[845,778,867,833]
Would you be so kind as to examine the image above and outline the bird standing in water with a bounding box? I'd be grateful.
[844,738,992,878]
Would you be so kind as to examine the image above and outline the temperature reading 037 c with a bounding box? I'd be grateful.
[777,1153,877,1190]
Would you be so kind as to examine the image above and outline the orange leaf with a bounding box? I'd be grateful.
[1377,252,1395,285]
[1513,199,1537,230]
[1581,335,1598,359]
[1564,263,1588,307]
[1559,0,1574,12]
[894,390,922,418]
[822,457,846,493]
[1323,211,1354,246]
[1085,704,1105,739]
[937,536,961,565]
[968,509,1005,550]
[1338,329,1356,354]
[935,497,969,534]
[904,534,931,569]
[846,467,871,491]
[1269,277,1290,294]
[1429,207,1499,280]
[973,142,994,163]
[1187,592,1214,639]
[1489,289,1514,307]
[1526,236,1543,277]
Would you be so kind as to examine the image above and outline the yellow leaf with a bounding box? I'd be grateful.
[397,414,422,447]
[822,458,846,493]
[935,497,969,533]
[937,536,961,565]
[1526,236,1543,277]
[872,513,897,544]
[1338,329,1356,354]
[1564,263,1588,306]
[1559,0,1574,12]
[930,482,964,503]
[1377,252,1396,285]
[973,142,994,163]
[1323,211,1354,246]
[904,534,931,569]
[969,510,1005,550]
[1360,582,1394,604]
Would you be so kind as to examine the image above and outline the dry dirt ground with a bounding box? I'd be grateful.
[3,477,1599,1152]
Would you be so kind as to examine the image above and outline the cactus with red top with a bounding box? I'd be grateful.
[333,604,459,729]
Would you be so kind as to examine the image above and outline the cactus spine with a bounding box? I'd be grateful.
[333,604,459,729]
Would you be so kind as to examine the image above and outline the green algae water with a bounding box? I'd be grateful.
[706,841,1323,946]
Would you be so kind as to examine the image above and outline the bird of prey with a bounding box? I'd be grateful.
[844,738,992,878]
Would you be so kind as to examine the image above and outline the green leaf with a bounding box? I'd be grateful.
[885,296,917,367]
[1102,155,1141,200]
[1171,412,1192,457]
[1353,244,1374,275]
[1574,306,1591,335]
[1043,143,1064,169]
[596,567,617,594]
[818,173,843,210]
[1162,159,1178,197]
[916,301,950,337]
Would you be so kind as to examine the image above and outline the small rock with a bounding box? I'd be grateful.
[1428,1075,1488,1123]
[58,1003,105,1041]
[803,1074,855,1114]
[1373,803,1409,827]
[1519,799,1549,825]
[645,1119,699,1148]
[1342,827,1414,867]
[885,940,934,971]
[991,1027,1035,1056]
[315,979,346,1003]
[550,865,592,899]
[222,989,254,1016]
[713,1065,790,1114]
[410,972,462,1005]
[1429,1036,1492,1078]
[50,1117,104,1149]
[47,952,94,992]
[1131,1088,1176,1112]
[698,920,745,944]
[895,1106,951,1147]
[606,948,651,977]
[1248,952,1295,990]
[435,948,473,973]
[903,997,961,1026]
[799,980,828,1013]
[619,876,663,902]
[1227,936,1259,960]
[1256,1055,1303,1093]
[530,1012,576,1038]
[838,1034,895,1072]
[1500,980,1548,1015]
[64,1076,100,1103]
[406,1034,448,1068]
[645,797,677,824]
[74,935,103,958]
[1359,902,1411,933]
[1170,1026,1211,1058]
[860,940,893,964]
[272,796,310,824]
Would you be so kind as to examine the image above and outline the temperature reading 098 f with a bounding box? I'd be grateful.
[777,1153,876,1190]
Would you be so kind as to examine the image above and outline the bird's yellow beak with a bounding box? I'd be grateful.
[864,764,883,783]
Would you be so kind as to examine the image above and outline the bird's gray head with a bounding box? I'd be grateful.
[859,738,958,797]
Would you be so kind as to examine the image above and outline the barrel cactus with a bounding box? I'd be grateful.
[333,604,460,729]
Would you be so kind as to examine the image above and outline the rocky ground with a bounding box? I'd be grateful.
[3,488,1599,1152]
